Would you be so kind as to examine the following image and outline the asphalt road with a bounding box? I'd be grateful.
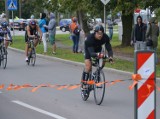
[0,50,160,119]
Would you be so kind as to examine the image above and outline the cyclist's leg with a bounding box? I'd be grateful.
[4,40,9,49]
[82,59,91,81]
[25,38,29,61]
[34,38,39,47]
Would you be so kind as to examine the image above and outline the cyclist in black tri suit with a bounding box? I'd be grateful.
[82,24,113,83]
[25,20,42,62]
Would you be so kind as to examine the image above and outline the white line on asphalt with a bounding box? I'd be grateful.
[0,91,2,93]
[12,100,67,119]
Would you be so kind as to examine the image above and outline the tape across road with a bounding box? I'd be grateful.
[0,74,159,95]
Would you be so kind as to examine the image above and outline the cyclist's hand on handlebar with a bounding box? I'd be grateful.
[29,35,35,38]
[97,53,105,59]
[10,41,13,45]
[109,57,114,64]
[40,36,42,41]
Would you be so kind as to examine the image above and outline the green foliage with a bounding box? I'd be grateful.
[0,1,5,13]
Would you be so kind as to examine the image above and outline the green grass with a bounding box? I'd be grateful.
[11,35,160,77]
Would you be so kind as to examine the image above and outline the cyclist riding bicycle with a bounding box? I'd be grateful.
[25,20,42,62]
[82,24,113,85]
[0,22,12,48]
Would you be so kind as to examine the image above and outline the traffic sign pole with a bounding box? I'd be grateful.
[7,0,17,40]
[104,5,106,33]
[101,0,110,56]
[101,0,110,33]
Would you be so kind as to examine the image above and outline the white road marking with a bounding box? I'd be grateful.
[12,100,67,119]
[0,91,2,93]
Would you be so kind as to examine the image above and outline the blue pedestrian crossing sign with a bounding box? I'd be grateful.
[7,0,17,11]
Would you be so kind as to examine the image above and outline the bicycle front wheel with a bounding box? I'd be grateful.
[1,47,7,69]
[94,70,105,105]
[30,48,36,66]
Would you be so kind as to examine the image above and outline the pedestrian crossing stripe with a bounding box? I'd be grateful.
[8,0,17,9]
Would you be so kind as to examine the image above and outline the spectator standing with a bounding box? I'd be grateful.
[131,16,147,50]
[0,13,7,24]
[146,17,159,64]
[69,17,80,53]
[107,18,113,40]
[44,13,56,54]
[78,29,85,53]
[30,14,34,20]
[39,13,47,54]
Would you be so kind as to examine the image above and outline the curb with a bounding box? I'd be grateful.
[9,47,160,80]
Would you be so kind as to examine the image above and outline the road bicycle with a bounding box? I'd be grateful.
[27,36,37,66]
[80,57,106,105]
[0,40,7,69]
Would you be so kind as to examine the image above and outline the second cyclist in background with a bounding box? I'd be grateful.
[0,22,12,48]
[25,20,42,62]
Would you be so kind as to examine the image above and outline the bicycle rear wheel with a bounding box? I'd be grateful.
[94,70,105,105]
[1,47,7,69]
[30,48,36,66]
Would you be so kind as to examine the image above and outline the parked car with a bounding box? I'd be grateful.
[59,19,71,32]
[9,19,27,31]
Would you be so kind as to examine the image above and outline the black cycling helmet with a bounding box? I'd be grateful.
[1,22,8,28]
[30,20,36,25]
[94,24,104,33]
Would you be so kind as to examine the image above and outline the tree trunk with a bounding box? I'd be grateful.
[77,10,90,36]
[121,10,133,46]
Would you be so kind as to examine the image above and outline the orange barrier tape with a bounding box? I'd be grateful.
[0,74,159,95]
[6,84,15,91]
[56,85,69,90]
[109,80,123,86]
[132,74,142,81]
[0,84,4,89]
[129,81,138,90]
[31,84,47,92]
[67,85,80,90]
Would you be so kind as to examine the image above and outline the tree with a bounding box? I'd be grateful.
[110,0,160,46]
[0,0,5,13]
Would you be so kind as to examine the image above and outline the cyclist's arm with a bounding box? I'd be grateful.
[36,25,42,38]
[87,47,98,58]
[105,43,113,58]
[7,28,12,41]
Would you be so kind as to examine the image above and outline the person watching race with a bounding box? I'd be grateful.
[82,24,113,85]
[25,20,42,62]
[0,22,12,48]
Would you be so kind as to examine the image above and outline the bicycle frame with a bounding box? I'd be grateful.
[27,37,36,66]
